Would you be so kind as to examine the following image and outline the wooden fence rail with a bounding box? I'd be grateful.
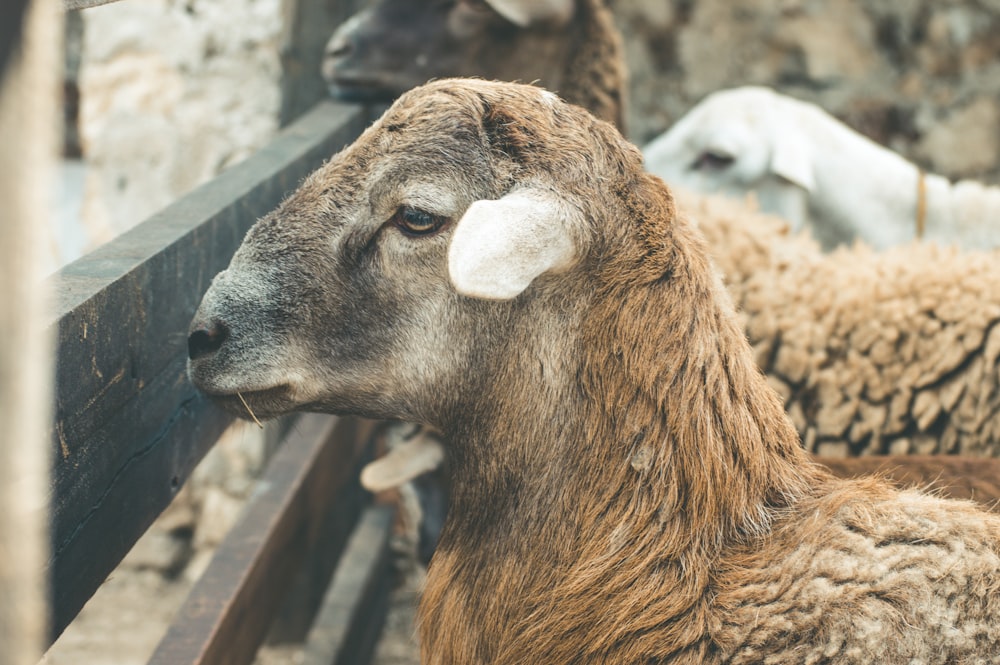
[148,414,381,665]
[46,100,370,643]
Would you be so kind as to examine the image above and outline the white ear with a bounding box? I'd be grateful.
[360,434,445,492]
[448,189,578,300]
[770,134,815,192]
[486,0,575,27]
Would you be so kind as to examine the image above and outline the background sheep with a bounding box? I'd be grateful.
[321,0,626,129]
[188,79,1000,663]
[322,0,1000,525]
[685,189,1000,458]
[644,86,1000,251]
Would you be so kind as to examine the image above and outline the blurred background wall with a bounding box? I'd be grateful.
[61,0,1000,267]
[58,0,361,268]
[616,0,1000,183]
[69,0,285,247]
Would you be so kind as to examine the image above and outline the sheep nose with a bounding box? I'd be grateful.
[188,320,229,361]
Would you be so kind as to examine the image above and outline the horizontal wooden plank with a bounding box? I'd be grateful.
[301,505,394,665]
[147,414,373,665]
[47,101,370,642]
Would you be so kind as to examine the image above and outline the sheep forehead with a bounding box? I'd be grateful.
[262,99,487,228]
[697,103,763,134]
[390,78,567,130]
[362,80,580,180]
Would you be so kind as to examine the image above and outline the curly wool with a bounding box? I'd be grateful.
[682,189,1000,457]
[716,482,1000,663]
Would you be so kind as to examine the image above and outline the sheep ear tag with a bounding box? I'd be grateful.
[448,190,578,301]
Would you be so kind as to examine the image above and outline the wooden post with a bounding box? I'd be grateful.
[0,0,58,663]
[279,0,365,126]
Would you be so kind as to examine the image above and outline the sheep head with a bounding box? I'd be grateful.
[643,86,815,230]
[187,79,662,430]
[322,0,578,104]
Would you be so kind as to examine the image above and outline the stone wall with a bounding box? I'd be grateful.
[614,0,1000,183]
[74,0,1000,247]
[77,0,284,245]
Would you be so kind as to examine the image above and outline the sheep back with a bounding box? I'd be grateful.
[682,190,1000,458]
[714,477,1000,662]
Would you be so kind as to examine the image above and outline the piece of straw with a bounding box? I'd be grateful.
[237,391,264,429]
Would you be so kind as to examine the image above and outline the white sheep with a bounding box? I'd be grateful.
[189,79,1000,663]
[644,85,1000,251]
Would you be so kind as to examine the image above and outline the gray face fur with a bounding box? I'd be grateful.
[187,80,637,429]
[189,129,492,424]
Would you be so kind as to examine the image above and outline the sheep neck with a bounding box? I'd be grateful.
[802,106,1000,250]
[422,187,822,664]
[920,174,1000,249]
[800,106,925,249]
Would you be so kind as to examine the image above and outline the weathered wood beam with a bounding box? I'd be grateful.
[279,0,365,125]
[301,505,394,665]
[147,414,373,665]
[62,1,121,10]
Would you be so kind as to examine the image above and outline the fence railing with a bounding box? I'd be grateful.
[46,99,389,663]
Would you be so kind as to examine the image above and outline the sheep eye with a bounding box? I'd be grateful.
[391,206,447,237]
[692,151,735,171]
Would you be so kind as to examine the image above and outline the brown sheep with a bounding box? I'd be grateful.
[323,0,1000,508]
[189,79,1000,663]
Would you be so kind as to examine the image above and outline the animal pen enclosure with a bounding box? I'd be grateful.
[10,0,1000,662]
[4,0,403,663]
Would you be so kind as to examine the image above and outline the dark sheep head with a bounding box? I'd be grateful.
[322,0,579,103]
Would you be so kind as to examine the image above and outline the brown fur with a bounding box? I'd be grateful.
[190,81,1000,663]
[556,0,626,129]
[685,191,1000,459]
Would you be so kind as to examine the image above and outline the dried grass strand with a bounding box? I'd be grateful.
[237,391,264,429]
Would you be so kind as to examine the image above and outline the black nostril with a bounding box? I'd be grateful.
[188,321,229,361]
